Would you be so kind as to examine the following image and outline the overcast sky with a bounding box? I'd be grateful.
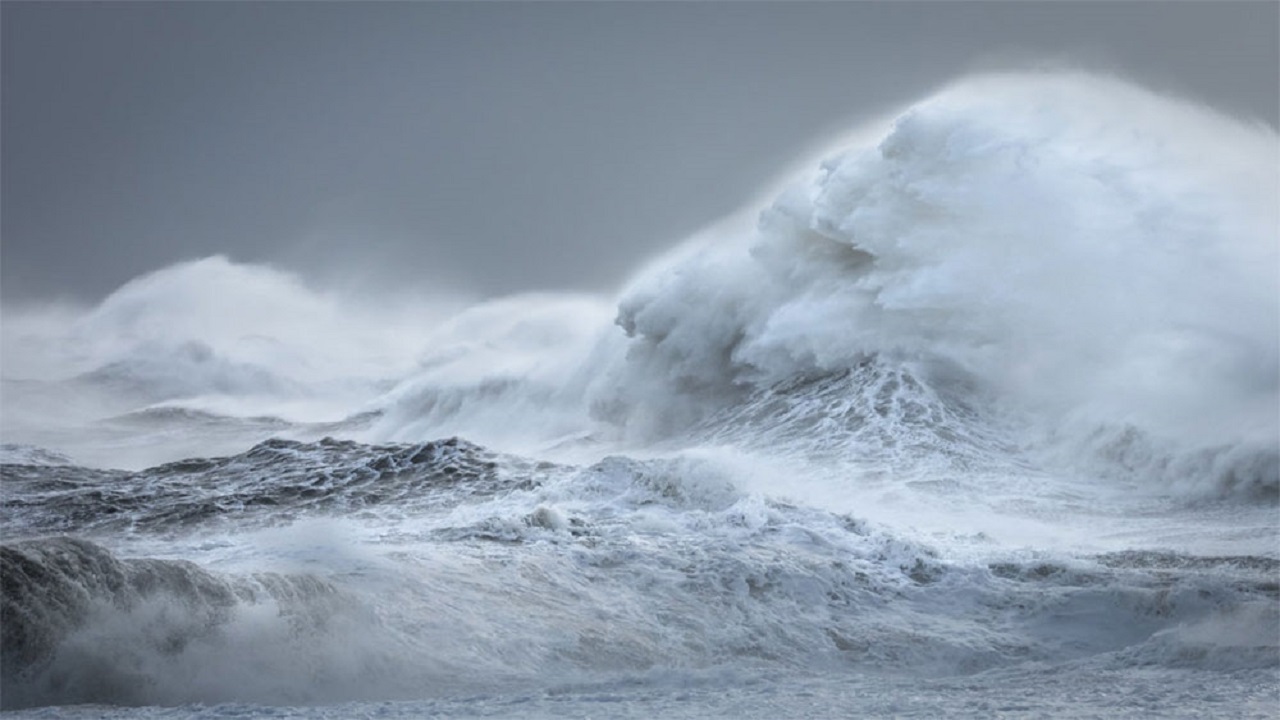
[3,1,1277,304]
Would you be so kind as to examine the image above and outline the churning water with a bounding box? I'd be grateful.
[2,73,1277,718]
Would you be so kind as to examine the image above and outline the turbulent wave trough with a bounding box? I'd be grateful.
[2,73,1277,717]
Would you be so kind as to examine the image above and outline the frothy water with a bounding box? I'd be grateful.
[2,72,1277,717]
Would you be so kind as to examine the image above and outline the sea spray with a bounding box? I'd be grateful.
[1,73,1276,714]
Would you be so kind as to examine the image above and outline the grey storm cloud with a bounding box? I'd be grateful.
[2,1,1277,303]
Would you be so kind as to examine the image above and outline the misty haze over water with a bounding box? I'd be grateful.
[2,3,1277,718]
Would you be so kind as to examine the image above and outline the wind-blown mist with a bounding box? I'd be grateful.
[2,72,1276,716]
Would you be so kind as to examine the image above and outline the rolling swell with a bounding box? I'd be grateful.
[1,437,530,537]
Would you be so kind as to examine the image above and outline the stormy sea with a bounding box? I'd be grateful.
[2,73,1277,718]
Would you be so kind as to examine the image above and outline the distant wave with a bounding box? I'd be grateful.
[0,437,511,537]
[1,256,449,467]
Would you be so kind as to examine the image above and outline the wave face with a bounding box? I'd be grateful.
[1,73,1277,715]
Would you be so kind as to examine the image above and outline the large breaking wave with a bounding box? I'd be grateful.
[592,72,1278,498]
[338,73,1280,499]
[5,73,1275,488]
[2,71,1277,713]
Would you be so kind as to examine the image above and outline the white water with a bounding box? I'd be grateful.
[2,72,1277,717]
